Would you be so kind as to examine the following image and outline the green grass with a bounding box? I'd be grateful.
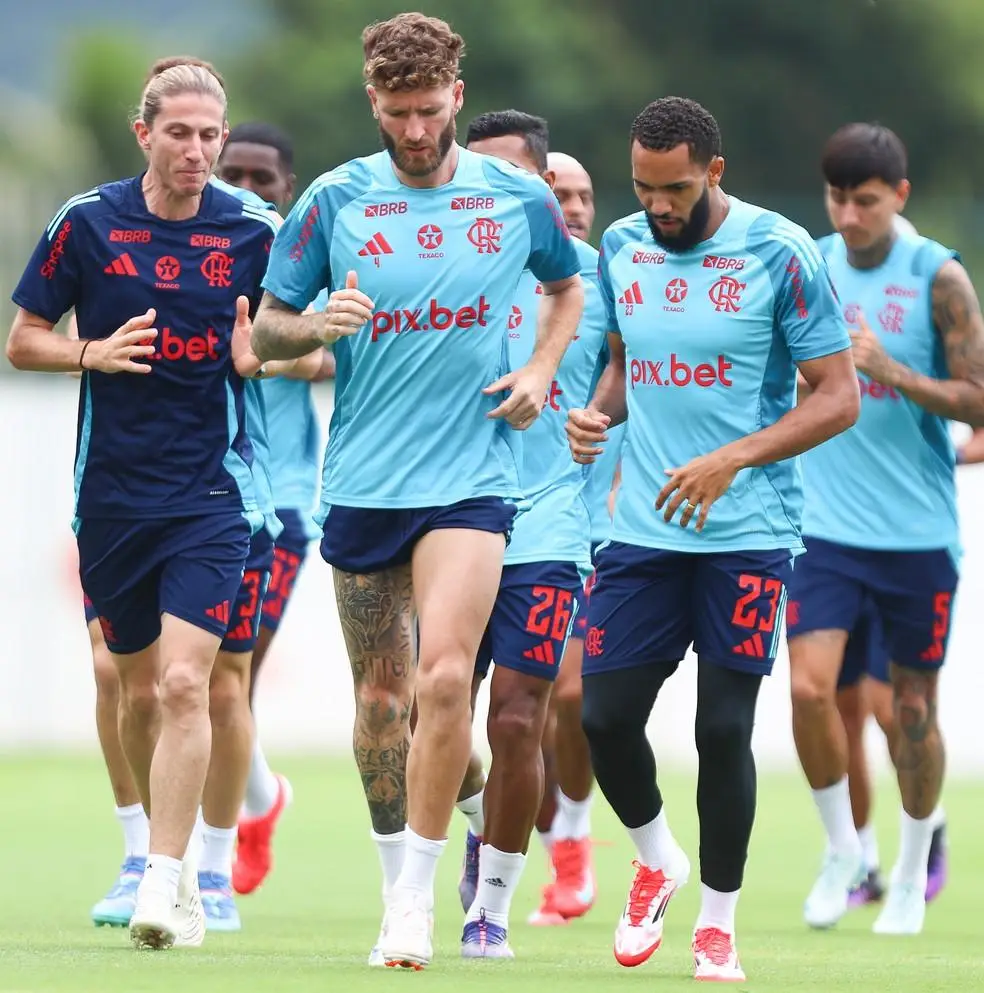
[0,756,980,992]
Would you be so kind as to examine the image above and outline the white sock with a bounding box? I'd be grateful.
[627,808,682,872]
[554,790,592,841]
[465,844,526,928]
[116,803,150,859]
[455,788,486,837]
[930,803,946,831]
[371,829,406,896]
[537,827,554,852]
[184,807,205,865]
[245,738,280,817]
[894,809,934,887]
[811,778,861,856]
[696,883,740,934]
[857,823,880,872]
[393,827,446,900]
[143,854,182,899]
[199,823,237,879]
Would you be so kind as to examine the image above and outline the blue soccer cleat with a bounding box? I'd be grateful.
[199,871,242,932]
[91,855,146,927]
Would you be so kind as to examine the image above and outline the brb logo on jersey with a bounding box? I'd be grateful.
[630,354,734,390]
[371,297,491,342]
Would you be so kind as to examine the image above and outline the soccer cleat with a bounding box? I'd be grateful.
[872,881,926,935]
[693,927,746,982]
[459,831,482,912]
[91,855,146,927]
[379,888,434,970]
[549,839,596,920]
[803,849,865,929]
[232,774,293,895]
[847,868,886,908]
[613,856,690,968]
[526,883,568,926]
[199,871,242,932]
[461,911,515,959]
[926,823,948,903]
[129,858,205,950]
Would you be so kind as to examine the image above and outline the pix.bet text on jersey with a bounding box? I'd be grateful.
[600,197,851,552]
[262,146,581,517]
[12,177,279,526]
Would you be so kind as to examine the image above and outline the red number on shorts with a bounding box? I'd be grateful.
[550,590,574,641]
[269,548,300,599]
[526,586,556,636]
[731,574,784,632]
[731,575,762,629]
[932,591,951,638]
[240,570,262,619]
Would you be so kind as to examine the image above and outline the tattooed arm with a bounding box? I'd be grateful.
[855,260,984,425]
[333,566,416,835]
[252,292,330,361]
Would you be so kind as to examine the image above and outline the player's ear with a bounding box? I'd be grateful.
[366,85,379,119]
[707,155,725,188]
[452,79,464,115]
[133,120,152,155]
[543,169,556,190]
[895,179,911,212]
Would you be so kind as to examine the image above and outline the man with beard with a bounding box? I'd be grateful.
[565,96,859,981]
[251,13,584,970]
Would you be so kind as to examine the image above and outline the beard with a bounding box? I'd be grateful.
[646,183,711,252]
[380,117,456,177]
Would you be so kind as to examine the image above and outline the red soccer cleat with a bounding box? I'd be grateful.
[232,774,292,895]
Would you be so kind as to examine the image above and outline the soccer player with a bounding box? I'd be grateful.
[250,13,584,969]
[216,122,336,896]
[566,96,858,981]
[786,123,979,935]
[458,111,607,956]
[7,58,279,950]
[527,150,611,926]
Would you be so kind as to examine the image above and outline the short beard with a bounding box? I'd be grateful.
[646,183,711,252]
[380,117,456,177]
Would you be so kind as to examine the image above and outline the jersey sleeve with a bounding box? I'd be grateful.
[242,203,284,316]
[597,231,620,334]
[753,216,850,363]
[262,172,340,311]
[11,201,86,325]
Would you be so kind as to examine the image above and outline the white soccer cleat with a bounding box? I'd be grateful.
[872,881,926,935]
[613,853,690,968]
[803,849,865,929]
[379,888,434,970]
[693,927,746,982]
[129,858,205,951]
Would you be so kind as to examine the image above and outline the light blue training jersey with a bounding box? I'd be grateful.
[802,229,959,553]
[600,196,850,553]
[261,146,581,518]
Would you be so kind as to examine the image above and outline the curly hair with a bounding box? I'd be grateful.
[362,12,465,91]
[630,97,721,166]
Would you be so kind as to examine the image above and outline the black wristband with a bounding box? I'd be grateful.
[79,339,93,370]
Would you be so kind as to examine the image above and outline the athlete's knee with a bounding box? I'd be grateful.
[415,656,472,715]
[789,660,836,712]
[892,667,939,737]
[487,678,550,753]
[695,681,756,755]
[354,680,412,734]
[581,674,637,744]
[209,656,250,726]
[92,641,120,703]
[159,660,210,716]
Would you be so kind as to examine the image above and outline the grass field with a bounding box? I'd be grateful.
[0,756,981,992]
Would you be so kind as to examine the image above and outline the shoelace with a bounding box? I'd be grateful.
[695,927,734,966]
[464,910,506,946]
[552,840,587,888]
[626,861,666,926]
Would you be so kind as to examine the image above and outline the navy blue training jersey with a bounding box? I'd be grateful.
[12,175,279,524]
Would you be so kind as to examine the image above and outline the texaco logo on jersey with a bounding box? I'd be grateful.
[417,224,444,259]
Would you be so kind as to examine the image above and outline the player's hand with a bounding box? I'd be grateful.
[566,407,611,464]
[655,448,743,532]
[86,309,158,374]
[231,295,264,377]
[322,270,374,343]
[850,310,899,386]
[484,363,552,429]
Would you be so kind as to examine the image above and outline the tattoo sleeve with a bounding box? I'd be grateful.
[333,566,416,835]
[892,259,984,425]
[891,665,944,819]
[251,291,328,361]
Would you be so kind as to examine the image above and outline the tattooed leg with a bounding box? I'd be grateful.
[890,665,944,820]
[333,566,416,835]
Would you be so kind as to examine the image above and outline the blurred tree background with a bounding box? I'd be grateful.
[3,0,984,352]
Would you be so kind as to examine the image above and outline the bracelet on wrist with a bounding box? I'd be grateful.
[79,339,93,371]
